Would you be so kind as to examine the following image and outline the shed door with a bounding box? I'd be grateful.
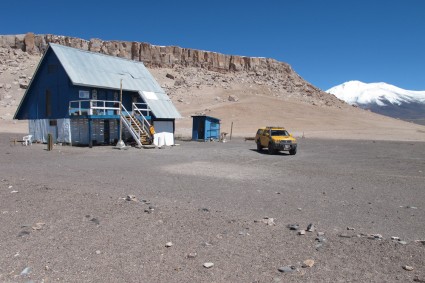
[198,121,205,140]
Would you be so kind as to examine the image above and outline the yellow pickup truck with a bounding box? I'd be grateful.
[255,127,297,155]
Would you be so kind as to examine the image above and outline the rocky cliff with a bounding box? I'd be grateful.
[0,33,347,125]
[0,33,335,96]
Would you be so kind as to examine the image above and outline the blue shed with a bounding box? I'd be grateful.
[191,115,221,141]
[14,43,181,147]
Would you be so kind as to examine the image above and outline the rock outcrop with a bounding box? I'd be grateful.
[0,33,346,121]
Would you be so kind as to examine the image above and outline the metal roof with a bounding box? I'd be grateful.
[50,43,181,119]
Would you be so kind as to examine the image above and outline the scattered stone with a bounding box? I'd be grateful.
[8,185,12,189]
[403,265,414,271]
[415,240,425,245]
[90,218,100,225]
[317,232,325,236]
[307,223,315,232]
[316,236,326,243]
[95,250,101,255]
[31,222,45,230]
[391,236,400,241]
[203,262,214,268]
[287,224,299,231]
[228,95,239,102]
[20,267,31,276]
[302,259,315,268]
[19,82,28,89]
[10,190,18,193]
[347,227,355,230]
[261,217,275,226]
[166,73,175,80]
[187,252,197,259]
[407,206,418,209]
[414,276,425,282]
[165,242,173,247]
[298,230,306,235]
[297,208,302,211]
[398,241,408,245]
[278,265,297,273]
[370,234,383,240]
[202,242,212,247]
[125,195,138,202]
[199,208,209,212]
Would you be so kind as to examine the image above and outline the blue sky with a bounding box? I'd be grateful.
[1,0,425,91]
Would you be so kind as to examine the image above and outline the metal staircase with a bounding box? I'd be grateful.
[120,103,153,147]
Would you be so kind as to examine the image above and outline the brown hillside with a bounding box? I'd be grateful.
[1,33,425,141]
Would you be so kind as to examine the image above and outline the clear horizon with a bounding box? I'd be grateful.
[1,0,424,91]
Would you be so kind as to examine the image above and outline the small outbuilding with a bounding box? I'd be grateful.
[191,115,221,141]
[14,43,181,147]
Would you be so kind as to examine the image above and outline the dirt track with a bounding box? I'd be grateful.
[0,134,424,282]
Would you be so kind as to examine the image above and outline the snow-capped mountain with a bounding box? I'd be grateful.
[327,81,425,125]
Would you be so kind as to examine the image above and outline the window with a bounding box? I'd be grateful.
[49,120,57,126]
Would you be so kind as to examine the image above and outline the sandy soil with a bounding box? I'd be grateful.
[0,134,424,282]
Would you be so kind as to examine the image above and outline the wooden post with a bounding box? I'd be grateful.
[88,118,93,148]
[230,122,233,140]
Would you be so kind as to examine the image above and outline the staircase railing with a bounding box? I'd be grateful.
[120,104,145,147]
[132,103,152,139]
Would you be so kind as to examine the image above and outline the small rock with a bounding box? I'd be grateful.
[20,267,31,276]
[403,265,414,271]
[391,236,400,241]
[347,227,355,230]
[125,195,138,202]
[406,206,418,209]
[371,234,383,239]
[278,265,297,273]
[262,217,275,226]
[95,250,101,255]
[8,185,12,189]
[90,218,100,225]
[187,252,197,259]
[228,95,239,102]
[298,230,306,235]
[307,223,315,232]
[166,73,175,80]
[317,232,325,236]
[32,222,45,230]
[10,190,19,193]
[165,242,173,247]
[316,236,326,243]
[203,262,214,268]
[398,241,408,245]
[287,224,299,230]
[302,259,315,268]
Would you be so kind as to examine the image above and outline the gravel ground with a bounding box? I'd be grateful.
[0,134,424,282]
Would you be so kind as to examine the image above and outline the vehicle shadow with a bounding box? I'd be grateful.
[249,149,292,156]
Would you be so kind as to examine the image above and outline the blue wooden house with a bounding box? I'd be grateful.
[14,43,181,147]
[191,115,221,141]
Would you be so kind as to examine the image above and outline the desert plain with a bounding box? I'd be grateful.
[1,35,425,282]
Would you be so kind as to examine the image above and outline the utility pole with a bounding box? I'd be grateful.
[115,79,126,149]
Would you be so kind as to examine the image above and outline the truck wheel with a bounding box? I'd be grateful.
[268,143,276,155]
[257,141,262,152]
[289,148,297,155]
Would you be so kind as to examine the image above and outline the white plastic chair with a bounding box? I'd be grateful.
[22,135,32,146]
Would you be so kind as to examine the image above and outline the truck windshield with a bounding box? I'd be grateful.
[271,130,289,136]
